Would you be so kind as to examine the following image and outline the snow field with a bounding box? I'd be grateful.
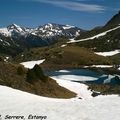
[0,61,119,120]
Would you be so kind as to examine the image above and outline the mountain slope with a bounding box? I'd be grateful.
[75,11,120,41]
[14,45,112,69]
[105,11,120,28]
[73,25,120,52]
[71,11,120,52]
[0,62,76,98]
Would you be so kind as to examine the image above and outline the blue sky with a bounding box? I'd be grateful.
[0,0,120,29]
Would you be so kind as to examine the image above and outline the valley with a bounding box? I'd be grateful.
[0,11,120,97]
[0,10,120,120]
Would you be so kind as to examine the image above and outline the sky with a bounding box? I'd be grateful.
[0,0,120,30]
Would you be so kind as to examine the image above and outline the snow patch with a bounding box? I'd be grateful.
[20,59,45,69]
[4,56,9,62]
[61,44,67,47]
[4,41,10,46]
[63,25,75,30]
[12,24,23,32]
[0,39,3,42]
[91,65,113,68]
[0,28,11,37]
[75,30,80,36]
[58,70,70,73]
[95,50,120,56]
[68,25,120,43]
[51,76,92,99]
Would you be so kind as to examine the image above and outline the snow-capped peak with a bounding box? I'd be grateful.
[0,27,10,37]
[0,24,31,37]
[12,24,23,32]
[32,23,82,38]
[7,24,24,33]
[47,23,53,27]
[63,24,75,30]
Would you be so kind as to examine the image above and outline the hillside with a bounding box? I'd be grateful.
[109,53,120,65]
[72,26,120,52]
[0,62,76,98]
[44,46,111,67]
[14,45,112,70]
[73,11,120,52]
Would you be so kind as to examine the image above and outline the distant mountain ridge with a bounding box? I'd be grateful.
[0,23,83,55]
[0,23,82,38]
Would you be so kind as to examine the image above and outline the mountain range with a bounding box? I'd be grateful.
[0,23,83,55]
[0,11,120,56]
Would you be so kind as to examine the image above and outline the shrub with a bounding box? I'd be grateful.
[33,64,47,80]
[26,69,37,83]
[26,64,47,83]
[17,66,25,75]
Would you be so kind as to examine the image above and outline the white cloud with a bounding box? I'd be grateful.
[23,0,105,12]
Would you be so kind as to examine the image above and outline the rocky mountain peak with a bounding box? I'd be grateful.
[105,11,120,27]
